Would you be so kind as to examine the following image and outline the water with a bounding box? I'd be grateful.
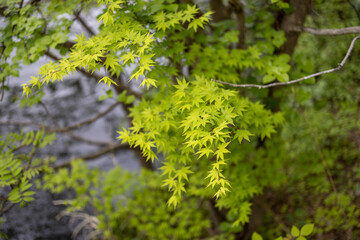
[0,12,141,238]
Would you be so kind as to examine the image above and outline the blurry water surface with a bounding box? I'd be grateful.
[0,9,140,239]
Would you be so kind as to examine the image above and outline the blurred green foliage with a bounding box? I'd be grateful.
[1,0,360,239]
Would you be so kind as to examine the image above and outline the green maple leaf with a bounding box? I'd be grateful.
[121,51,138,64]
[98,76,118,86]
[196,147,213,159]
[234,129,253,144]
[22,84,32,97]
[98,11,114,26]
[182,5,199,22]
[176,166,193,182]
[104,55,120,70]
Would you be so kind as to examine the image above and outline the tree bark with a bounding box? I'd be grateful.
[210,0,231,22]
[229,0,246,49]
[264,0,311,111]
[278,0,311,56]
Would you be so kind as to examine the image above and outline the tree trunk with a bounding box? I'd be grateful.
[278,0,311,56]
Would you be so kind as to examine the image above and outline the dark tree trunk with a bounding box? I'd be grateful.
[210,0,231,22]
[278,0,311,56]
[230,0,246,49]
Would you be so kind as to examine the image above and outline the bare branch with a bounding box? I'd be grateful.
[1,44,6,101]
[64,133,109,146]
[49,101,120,133]
[212,36,360,88]
[0,78,5,101]
[74,11,96,36]
[52,142,130,169]
[75,143,129,160]
[39,101,110,145]
[292,25,360,35]
[0,201,15,216]
[25,148,36,170]
[0,198,8,216]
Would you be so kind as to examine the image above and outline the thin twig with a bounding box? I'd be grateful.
[1,202,15,215]
[25,148,36,170]
[212,36,360,88]
[0,77,5,101]
[0,44,6,101]
[65,133,109,146]
[0,198,8,216]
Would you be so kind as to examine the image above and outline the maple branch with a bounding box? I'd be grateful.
[44,50,149,168]
[1,44,6,101]
[291,25,360,35]
[52,142,129,169]
[39,101,110,145]
[74,11,96,36]
[213,36,360,88]
[0,199,14,216]
[44,50,142,99]
[66,133,110,146]
[49,101,120,133]
[0,77,4,101]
